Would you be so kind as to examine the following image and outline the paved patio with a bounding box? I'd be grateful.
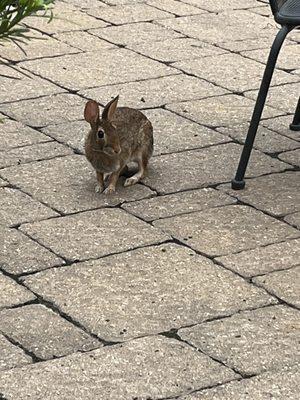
[0,0,299,398]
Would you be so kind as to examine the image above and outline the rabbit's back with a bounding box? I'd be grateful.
[113,107,153,161]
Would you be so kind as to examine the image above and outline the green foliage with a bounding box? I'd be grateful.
[0,0,55,44]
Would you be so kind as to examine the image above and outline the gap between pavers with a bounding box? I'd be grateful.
[22,244,275,343]
[178,305,300,376]
[19,208,170,262]
[153,205,300,257]
[0,336,239,400]
[181,364,300,400]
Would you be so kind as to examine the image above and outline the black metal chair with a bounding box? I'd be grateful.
[232,0,300,190]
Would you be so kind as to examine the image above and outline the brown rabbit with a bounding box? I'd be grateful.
[84,95,153,194]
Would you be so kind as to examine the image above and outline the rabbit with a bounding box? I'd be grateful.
[84,95,153,194]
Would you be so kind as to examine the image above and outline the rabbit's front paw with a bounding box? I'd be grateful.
[103,186,116,195]
[95,184,104,193]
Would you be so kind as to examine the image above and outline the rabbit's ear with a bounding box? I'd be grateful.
[102,95,119,121]
[84,100,99,124]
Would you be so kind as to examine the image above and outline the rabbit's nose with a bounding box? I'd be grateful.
[104,145,121,156]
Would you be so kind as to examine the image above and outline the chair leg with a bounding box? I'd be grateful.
[231,25,293,190]
[290,97,300,131]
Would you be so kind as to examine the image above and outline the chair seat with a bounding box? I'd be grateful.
[276,0,300,25]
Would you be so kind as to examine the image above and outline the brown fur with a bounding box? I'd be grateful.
[84,96,153,194]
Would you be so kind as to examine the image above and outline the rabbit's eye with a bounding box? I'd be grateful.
[97,129,105,139]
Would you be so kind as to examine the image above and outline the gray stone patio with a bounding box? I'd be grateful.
[0,0,299,399]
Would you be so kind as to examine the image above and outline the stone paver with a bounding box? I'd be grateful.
[285,212,300,229]
[181,365,300,400]
[0,187,58,227]
[174,53,298,92]
[147,0,204,16]
[87,3,174,23]
[158,11,276,44]
[24,3,108,34]
[0,334,31,371]
[279,148,300,167]
[219,33,289,53]
[167,95,281,128]
[250,3,272,16]
[219,172,300,217]
[0,32,78,63]
[89,21,182,46]
[1,155,155,214]
[104,0,145,4]
[20,208,169,261]
[153,205,300,257]
[123,188,235,221]
[0,64,61,104]
[216,238,300,278]
[23,244,274,342]
[0,305,99,360]
[242,44,300,72]
[145,109,229,155]
[0,336,237,400]
[0,227,63,276]
[20,48,175,91]
[287,27,300,42]
[179,305,300,376]
[41,120,86,153]
[0,119,51,150]
[54,30,116,52]
[81,74,227,110]
[143,143,289,195]
[0,272,35,309]
[0,93,85,128]
[182,0,258,12]
[0,0,299,395]
[262,115,300,142]
[254,267,300,308]
[128,37,226,63]
[0,141,73,169]
[0,177,7,187]
[217,123,300,154]
[246,82,300,113]
[64,0,108,8]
